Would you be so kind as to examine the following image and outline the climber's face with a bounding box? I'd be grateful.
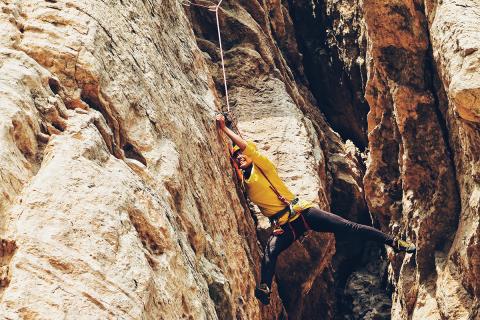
[235,152,252,169]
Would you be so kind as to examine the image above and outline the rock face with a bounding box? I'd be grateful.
[0,0,367,319]
[360,0,480,319]
[0,0,478,319]
[426,0,480,318]
[0,1,263,318]
[287,0,370,149]
[363,4,460,318]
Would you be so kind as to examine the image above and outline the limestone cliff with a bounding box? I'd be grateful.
[0,0,478,320]
[0,1,261,318]
[361,1,480,319]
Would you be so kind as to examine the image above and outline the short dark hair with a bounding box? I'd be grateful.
[232,149,242,158]
[232,144,241,158]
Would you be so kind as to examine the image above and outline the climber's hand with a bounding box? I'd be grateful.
[216,114,226,130]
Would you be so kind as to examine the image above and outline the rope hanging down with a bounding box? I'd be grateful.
[183,0,231,112]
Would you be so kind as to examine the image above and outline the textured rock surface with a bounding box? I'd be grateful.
[426,1,480,318]
[1,0,478,319]
[0,1,262,318]
[287,0,369,149]
[340,245,392,320]
[0,0,369,318]
[427,0,480,123]
[361,0,480,319]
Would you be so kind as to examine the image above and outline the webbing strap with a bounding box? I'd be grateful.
[255,166,290,206]
[269,205,290,221]
[283,211,311,241]
[256,166,302,229]
[300,213,311,233]
[288,223,297,240]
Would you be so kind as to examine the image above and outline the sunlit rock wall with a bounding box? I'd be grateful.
[361,0,480,319]
[0,0,369,319]
[2,0,476,319]
[0,1,262,318]
[188,1,369,318]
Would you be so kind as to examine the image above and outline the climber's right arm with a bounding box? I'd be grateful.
[215,114,275,171]
[216,114,247,150]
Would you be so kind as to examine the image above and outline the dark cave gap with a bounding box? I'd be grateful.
[286,0,369,150]
[285,1,392,319]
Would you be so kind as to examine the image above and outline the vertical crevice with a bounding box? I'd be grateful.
[0,239,17,298]
[424,28,461,246]
[80,88,121,158]
[285,0,369,149]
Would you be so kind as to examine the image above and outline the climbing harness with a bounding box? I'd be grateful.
[255,166,310,240]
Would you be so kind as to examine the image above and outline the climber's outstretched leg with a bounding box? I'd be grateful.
[302,207,415,253]
[255,207,415,305]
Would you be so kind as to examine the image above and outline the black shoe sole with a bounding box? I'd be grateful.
[255,288,270,305]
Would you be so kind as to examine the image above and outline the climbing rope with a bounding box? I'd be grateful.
[183,0,231,112]
[184,0,247,202]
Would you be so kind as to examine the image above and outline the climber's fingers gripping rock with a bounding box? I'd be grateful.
[216,113,226,130]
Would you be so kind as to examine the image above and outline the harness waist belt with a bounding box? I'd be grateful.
[269,198,299,222]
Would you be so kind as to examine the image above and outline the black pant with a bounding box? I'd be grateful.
[260,207,394,287]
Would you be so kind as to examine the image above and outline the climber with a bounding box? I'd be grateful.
[215,114,416,305]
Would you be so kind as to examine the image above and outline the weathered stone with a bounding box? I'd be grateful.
[189,0,381,318]
[340,245,392,320]
[426,1,480,318]
[287,0,370,149]
[2,0,477,319]
[361,0,480,319]
[426,0,480,123]
[0,1,263,318]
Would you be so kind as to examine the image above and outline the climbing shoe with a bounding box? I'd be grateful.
[392,239,416,253]
[255,283,271,305]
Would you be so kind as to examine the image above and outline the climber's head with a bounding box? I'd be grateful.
[235,152,253,169]
[233,146,252,169]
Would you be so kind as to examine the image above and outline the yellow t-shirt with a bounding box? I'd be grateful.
[243,141,314,225]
